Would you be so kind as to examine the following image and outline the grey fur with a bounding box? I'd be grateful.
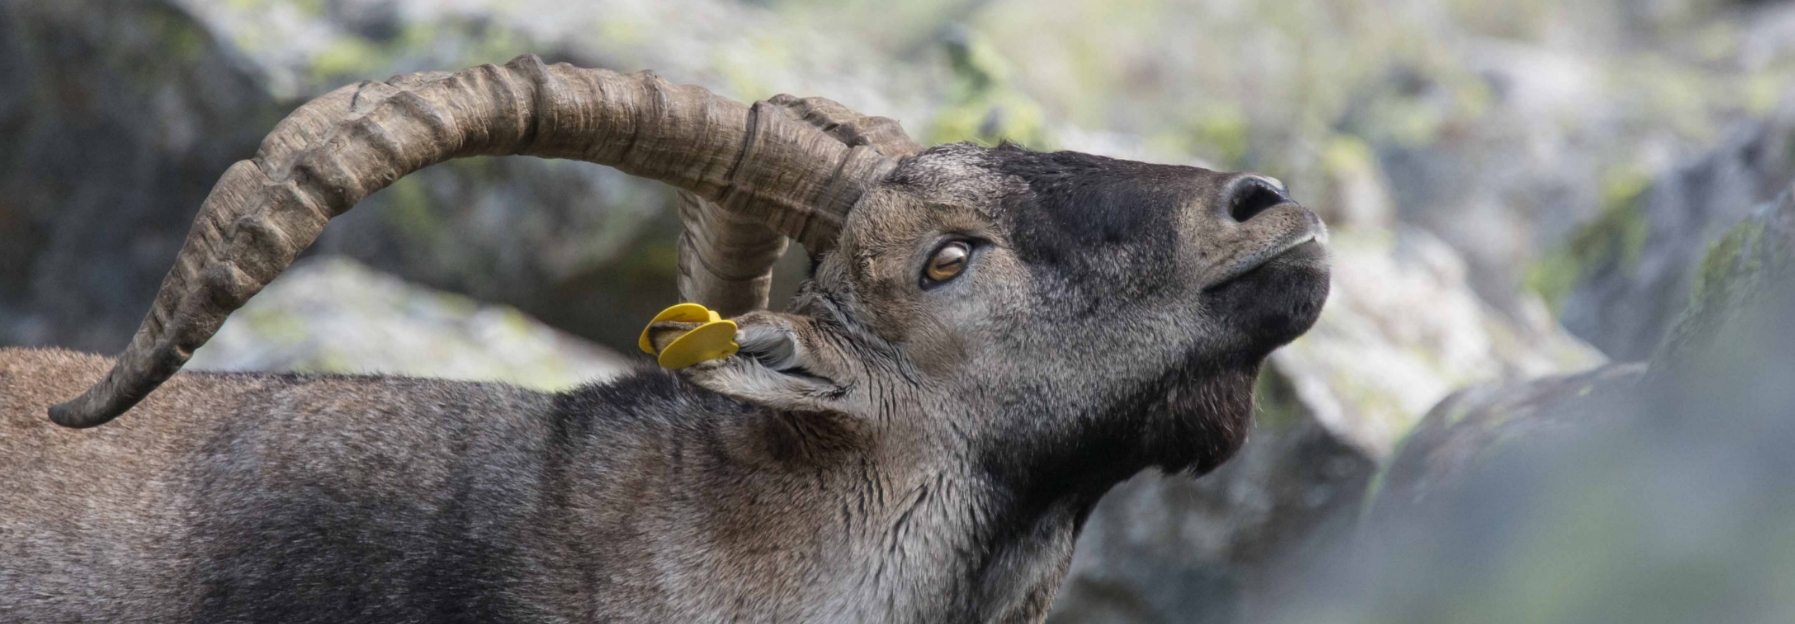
[1,141,1328,623]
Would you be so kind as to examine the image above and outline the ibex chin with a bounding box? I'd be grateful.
[0,55,1328,623]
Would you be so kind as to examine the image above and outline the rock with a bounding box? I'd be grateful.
[1373,175,1795,519]
[189,257,632,390]
[1651,187,1795,374]
[1556,104,1795,360]
[0,0,289,351]
[1049,225,1605,623]
[1364,361,1646,520]
[1315,136,1397,232]
[1269,176,1795,624]
[1270,227,1606,459]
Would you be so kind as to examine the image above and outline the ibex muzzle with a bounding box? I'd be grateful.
[0,55,1327,623]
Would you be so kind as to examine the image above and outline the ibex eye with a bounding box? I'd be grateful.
[924,241,972,285]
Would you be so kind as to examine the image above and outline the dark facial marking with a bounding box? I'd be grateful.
[991,145,1201,308]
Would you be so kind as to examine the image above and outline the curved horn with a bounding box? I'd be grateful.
[50,54,897,428]
[677,95,922,315]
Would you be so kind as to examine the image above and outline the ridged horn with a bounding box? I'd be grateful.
[50,54,897,428]
[676,94,922,315]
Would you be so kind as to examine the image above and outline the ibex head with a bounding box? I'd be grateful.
[51,54,1326,482]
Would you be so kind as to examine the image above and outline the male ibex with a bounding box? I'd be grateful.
[0,55,1327,623]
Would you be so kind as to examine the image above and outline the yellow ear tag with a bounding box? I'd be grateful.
[637,303,739,369]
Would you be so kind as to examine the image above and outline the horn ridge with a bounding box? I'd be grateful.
[51,54,896,427]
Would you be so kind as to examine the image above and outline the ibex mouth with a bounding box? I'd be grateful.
[1202,212,1329,291]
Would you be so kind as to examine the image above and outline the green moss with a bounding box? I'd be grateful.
[1656,215,1773,362]
[928,93,1051,148]
[309,350,358,374]
[302,15,542,88]
[380,175,449,248]
[397,22,442,50]
[240,308,306,346]
[1652,189,1795,374]
[1746,73,1784,116]
[1446,0,1560,40]
[926,27,1053,149]
[290,0,328,18]
[154,13,210,63]
[1358,458,1395,526]
[1359,392,1455,526]
[599,238,682,288]
[131,5,216,81]
[1523,252,1582,315]
[1525,166,1653,311]
[1252,366,1304,430]
[1326,367,1409,434]
[498,309,536,335]
[595,15,647,45]
[459,20,534,68]
[1359,420,1420,527]
[1691,220,1759,316]
[1321,135,1376,177]
[308,36,385,83]
[710,37,796,104]
[1691,218,1767,305]
[430,289,482,317]
[1189,106,1251,168]
[1441,401,1478,427]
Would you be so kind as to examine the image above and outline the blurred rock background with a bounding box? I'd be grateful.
[188,257,631,390]
[4,0,1794,621]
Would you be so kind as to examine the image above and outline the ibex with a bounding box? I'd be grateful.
[0,55,1327,623]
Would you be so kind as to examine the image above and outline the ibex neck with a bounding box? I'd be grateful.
[552,374,1090,621]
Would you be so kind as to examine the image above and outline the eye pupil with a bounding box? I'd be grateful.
[926,242,971,283]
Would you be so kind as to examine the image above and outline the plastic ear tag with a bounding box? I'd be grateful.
[637,303,739,369]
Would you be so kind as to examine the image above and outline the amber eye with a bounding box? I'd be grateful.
[925,241,972,284]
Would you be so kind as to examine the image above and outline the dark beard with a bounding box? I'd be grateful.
[977,353,1262,521]
[1137,357,1259,477]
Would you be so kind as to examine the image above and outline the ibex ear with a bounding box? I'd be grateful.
[680,311,857,414]
[642,320,706,354]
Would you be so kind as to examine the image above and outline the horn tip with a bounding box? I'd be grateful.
[47,398,118,429]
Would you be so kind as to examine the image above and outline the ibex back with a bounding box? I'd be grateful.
[0,55,1328,623]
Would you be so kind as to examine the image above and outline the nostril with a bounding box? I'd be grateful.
[1229,178,1287,223]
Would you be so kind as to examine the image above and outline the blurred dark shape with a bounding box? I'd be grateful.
[1561,105,1795,360]
[325,0,403,42]
[1367,361,1645,515]
[0,0,284,351]
[1289,185,1795,624]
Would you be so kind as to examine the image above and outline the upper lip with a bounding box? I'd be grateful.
[1201,211,1327,290]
